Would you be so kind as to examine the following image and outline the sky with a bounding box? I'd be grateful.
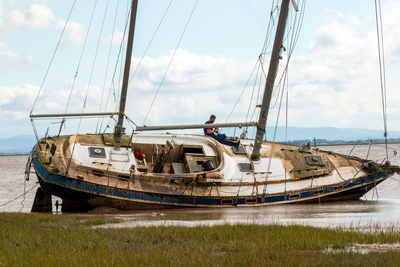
[0,0,400,139]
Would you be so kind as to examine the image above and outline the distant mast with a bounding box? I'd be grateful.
[252,0,291,159]
[114,0,139,149]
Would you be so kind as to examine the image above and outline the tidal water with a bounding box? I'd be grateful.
[1,144,400,229]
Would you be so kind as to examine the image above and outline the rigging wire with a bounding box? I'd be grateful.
[128,0,175,88]
[261,1,306,193]
[224,0,306,130]
[82,0,111,114]
[224,1,279,126]
[114,0,131,106]
[96,0,121,133]
[67,0,103,176]
[270,0,306,110]
[245,64,262,125]
[224,60,261,125]
[262,62,288,195]
[64,0,99,115]
[30,0,78,115]
[100,2,131,132]
[374,0,389,163]
[142,0,199,125]
[247,0,306,140]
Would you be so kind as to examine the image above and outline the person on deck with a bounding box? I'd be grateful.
[203,115,238,146]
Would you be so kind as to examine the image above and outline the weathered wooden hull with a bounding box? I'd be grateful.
[33,151,393,211]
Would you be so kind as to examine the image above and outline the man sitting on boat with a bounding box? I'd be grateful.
[203,115,237,146]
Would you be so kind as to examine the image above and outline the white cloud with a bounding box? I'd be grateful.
[106,31,125,47]
[381,0,400,61]
[123,2,400,132]
[0,5,3,28]
[125,49,253,125]
[0,40,20,69]
[0,84,38,119]
[2,4,54,31]
[281,0,400,131]
[0,40,18,60]
[2,0,400,138]
[58,20,85,47]
[0,40,36,71]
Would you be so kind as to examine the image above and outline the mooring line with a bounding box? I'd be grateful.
[0,184,38,209]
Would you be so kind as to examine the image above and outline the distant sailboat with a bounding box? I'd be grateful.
[27,0,398,211]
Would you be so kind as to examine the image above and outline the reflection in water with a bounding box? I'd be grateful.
[324,243,400,254]
[1,144,400,229]
[97,199,400,229]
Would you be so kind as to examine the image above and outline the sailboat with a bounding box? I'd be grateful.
[27,0,398,211]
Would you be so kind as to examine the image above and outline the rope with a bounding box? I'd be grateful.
[374,0,389,163]
[143,0,199,125]
[30,0,77,116]
[0,184,38,208]
[19,177,27,212]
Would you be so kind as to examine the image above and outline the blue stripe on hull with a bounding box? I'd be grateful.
[33,153,392,208]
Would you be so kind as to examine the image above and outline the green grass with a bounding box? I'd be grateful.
[0,213,399,266]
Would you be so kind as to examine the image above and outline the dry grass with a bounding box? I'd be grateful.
[0,213,399,266]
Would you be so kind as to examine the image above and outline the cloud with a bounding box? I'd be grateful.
[106,31,125,47]
[2,4,54,31]
[0,84,38,119]
[3,0,400,138]
[282,0,400,131]
[380,0,400,61]
[0,5,3,28]
[0,40,36,71]
[0,40,18,60]
[124,49,254,125]
[57,20,85,47]
[123,2,400,132]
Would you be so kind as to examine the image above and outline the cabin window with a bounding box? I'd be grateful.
[305,156,324,166]
[88,147,106,158]
[238,163,253,172]
[182,146,204,155]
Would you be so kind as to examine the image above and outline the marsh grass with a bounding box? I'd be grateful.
[0,213,399,266]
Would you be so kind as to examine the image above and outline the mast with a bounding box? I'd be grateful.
[251,0,291,160]
[114,0,139,149]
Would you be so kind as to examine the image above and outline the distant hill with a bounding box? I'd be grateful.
[0,127,399,154]
[0,135,36,154]
[265,127,400,142]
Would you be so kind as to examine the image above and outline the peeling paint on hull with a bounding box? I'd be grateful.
[33,152,392,211]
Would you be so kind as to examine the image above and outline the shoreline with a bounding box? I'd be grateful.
[0,153,29,156]
[316,141,400,146]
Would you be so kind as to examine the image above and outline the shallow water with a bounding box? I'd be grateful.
[324,243,400,254]
[1,144,400,229]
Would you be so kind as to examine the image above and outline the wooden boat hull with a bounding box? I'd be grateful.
[32,151,393,211]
